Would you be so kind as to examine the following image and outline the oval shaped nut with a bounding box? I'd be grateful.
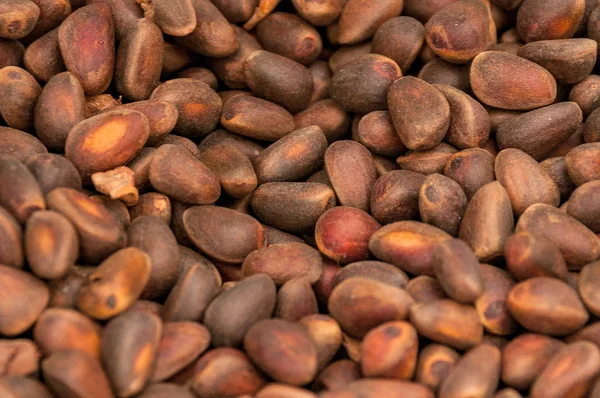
[0,265,49,336]
[459,181,514,262]
[360,321,418,380]
[34,72,85,150]
[161,42,194,75]
[274,278,318,321]
[517,39,596,84]
[328,277,414,338]
[355,111,406,158]
[198,144,257,199]
[242,243,322,285]
[568,181,600,233]
[418,58,471,92]
[569,75,600,116]
[183,205,265,263]
[508,276,589,335]
[149,144,221,205]
[221,95,295,141]
[328,41,372,74]
[585,106,600,143]
[256,12,322,65]
[0,155,45,223]
[396,143,458,176]
[338,0,403,44]
[0,65,42,128]
[372,16,424,73]
[33,308,101,359]
[331,54,401,114]
[128,215,179,300]
[203,274,276,347]
[151,0,196,36]
[25,210,78,280]
[88,0,142,40]
[315,359,361,392]
[516,203,600,267]
[444,148,495,199]
[316,207,381,264]
[115,19,163,101]
[151,322,211,382]
[46,188,127,263]
[137,383,195,398]
[150,79,222,139]
[531,341,600,398]
[244,319,317,386]
[76,247,151,320]
[162,257,221,322]
[251,182,336,233]
[517,0,585,42]
[254,126,327,184]
[210,0,257,23]
[373,153,401,177]
[439,344,501,398]
[244,50,313,114]
[293,100,350,143]
[0,126,48,162]
[418,173,468,236]
[325,140,377,211]
[291,0,343,26]
[370,170,426,225]
[89,195,131,231]
[0,339,39,377]
[369,221,452,275]
[433,239,484,303]
[388,76,450,151]
[102,311,162,397]
[476,265,517,336]
[299,315,343,370]
[190,347,267,397]
[566,142,600,186]
[567,321,600,347]
[323,380,434,398]
[117,101,178,145]
[425,0,491,63]
[434,84,491,149]
[47,265,94,309]
[496,102,583,161]
[263,225,304,246]
[127,148,155,191]
[174,0,238,57]
[0,39,24,69]
[502,334,564,390]
[209,26,261,89]
[0,206,23,268]
[85,93,120,117]
[22,0,70,42]
[410,299,483,350]
[65,109,149,179]
[58,3,114,95]
[0,0,40,39]
[505,232,569,281]
[579,261,600,316]
[334,261,409,290]
[27,154,82,195]
[407,276,447,304]
[495,148,561,216]
[42,350,113,398]
[199,129,264,163]
[415,344,460,391]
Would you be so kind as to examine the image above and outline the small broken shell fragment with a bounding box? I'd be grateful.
[91,166,139,206]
